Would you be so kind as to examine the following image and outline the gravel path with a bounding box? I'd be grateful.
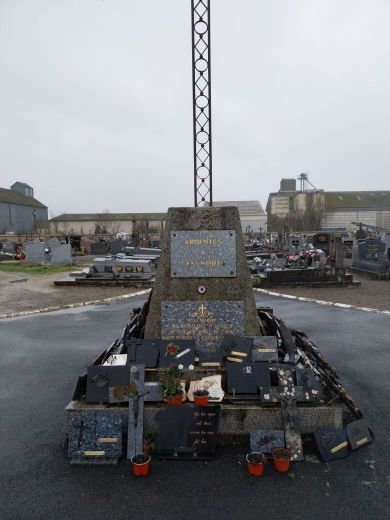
[1,270,389,317]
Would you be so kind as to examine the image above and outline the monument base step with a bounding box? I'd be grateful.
[65,399,342,438]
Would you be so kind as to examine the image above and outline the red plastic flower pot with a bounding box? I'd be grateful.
[272,448,292,472]
[131,455,151,476]
[166,394,183,406]
[246,453,266,476]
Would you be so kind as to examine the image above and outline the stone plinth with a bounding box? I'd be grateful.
[144,207,260,341]
[65,399,342,438]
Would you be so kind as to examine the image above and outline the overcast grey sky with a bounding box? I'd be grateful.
[1,0,389,215]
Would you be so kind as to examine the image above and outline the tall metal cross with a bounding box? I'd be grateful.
[192,0,213,207]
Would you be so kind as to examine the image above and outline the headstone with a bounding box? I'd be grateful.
[51,243,73,264]
[144,207,260,353]
[1,241,15,253]
[358,238,385,260]
[45,238,61,251]
[91,242,106,254]
[314,427,348,462]
[250,430,285,458]
[86,366,131,403]
[23,241,46,263]
[108,237,124,254]
[155,405,221,459]
[355,223,366,241]
[68,412,122,465]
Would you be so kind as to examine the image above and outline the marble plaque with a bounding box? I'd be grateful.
[161,301,244,352]
[170,230,236,277]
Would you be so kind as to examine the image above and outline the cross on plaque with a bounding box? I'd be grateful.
[109,364,147,460]
[74,419,91,448]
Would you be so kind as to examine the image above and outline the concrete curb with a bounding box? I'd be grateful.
[0,289,151,320]
[254,288,390,315]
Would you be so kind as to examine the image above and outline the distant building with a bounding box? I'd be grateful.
[49,213,167,237]
[0,182,48,234]
[211,201,267,235]
[266,179,390,233]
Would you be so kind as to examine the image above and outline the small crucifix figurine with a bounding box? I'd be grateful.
[123,389,150,428]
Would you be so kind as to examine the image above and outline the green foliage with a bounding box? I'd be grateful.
[0,264,74,275]
[158,364,184,400]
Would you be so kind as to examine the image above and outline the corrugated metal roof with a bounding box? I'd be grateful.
[212,200,266,215]
[0,188,47,208]
[50,212,167,221]
[325,191,390,209]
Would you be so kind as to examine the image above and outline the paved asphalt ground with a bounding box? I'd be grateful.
[1,291,389,520]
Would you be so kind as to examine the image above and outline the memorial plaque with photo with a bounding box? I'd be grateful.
[250,429,285,458]
[155,405,221,459]
[227,362,271,394]
[161,301,244,353]
[170,230,236,278]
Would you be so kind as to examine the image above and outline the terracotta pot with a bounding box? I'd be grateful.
[246,453,266,476]
[131,455,151,476]
[166,394,183,406]
[193,392,209,406]
[272,448,292,472]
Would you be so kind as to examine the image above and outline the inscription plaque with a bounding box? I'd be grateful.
[171,230,236,277]
[161,301,244,352]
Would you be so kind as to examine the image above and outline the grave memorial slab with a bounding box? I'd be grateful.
[51,243,73,264]
[144,207,260,342]
[125,339,159,368]
[24,241,46,263]
[171,230,236,277]
[86,366,131,403]
[155,405,221,459]
[154,339,195,368]
[250,429,285,458]
[314,427,348,461]
[68,412,122,465]
[346,419,373,450]
[220,335,252,363]
[248,336,278,362]
[227,362,271,394]
[161,302,244,354]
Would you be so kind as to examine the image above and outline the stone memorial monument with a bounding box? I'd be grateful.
[144,207,261,356]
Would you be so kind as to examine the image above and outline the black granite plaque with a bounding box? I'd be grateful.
[155,340,195,368]
[198,348,224,366]
[221,335,252,362]
[72,373,87,401]
[155,405,221,459]
[250,429,285,458]
[170,230,236,278]
[125,339,159,368]
[227,362,271,394]
[248,336,278,362]
[346,420,373,450]
[68,412,122,464]
[86,366,131,403]
[161,301,244,353]
[314,427,348,462]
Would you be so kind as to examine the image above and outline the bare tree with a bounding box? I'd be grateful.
[95,209,121,236]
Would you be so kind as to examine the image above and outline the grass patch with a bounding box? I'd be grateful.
[0,263,76,275]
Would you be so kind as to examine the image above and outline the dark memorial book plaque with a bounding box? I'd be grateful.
[155,405,221,459]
